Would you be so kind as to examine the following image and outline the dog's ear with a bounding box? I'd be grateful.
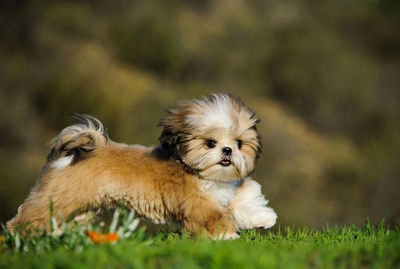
[157,105,188,155]
[158,129,180,154]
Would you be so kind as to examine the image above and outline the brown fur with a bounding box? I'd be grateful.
[8,141,238,238]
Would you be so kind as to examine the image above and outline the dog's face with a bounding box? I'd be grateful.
[159,94,261,181]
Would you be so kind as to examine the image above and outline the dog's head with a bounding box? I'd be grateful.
[158,93,262,181]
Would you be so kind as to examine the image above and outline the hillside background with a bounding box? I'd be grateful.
[1,0,399,228]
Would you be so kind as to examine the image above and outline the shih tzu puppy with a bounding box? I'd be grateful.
[7,93,277,239]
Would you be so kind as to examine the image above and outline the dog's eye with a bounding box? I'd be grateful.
[206,140,217,148]
[237,139,243,149]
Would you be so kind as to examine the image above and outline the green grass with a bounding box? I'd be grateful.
[1,209,399,269]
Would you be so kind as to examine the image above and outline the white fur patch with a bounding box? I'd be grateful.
[188,94,235,131]
[204,97,233,129]
[51,156,74,170]
[230,179,277,229]
[199,179,242,207]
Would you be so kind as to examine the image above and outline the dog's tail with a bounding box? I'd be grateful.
[47,113,109,169]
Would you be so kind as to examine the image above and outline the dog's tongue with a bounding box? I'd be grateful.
[220,160,231,166]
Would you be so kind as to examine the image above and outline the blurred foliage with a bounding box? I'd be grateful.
[0,207,143,254]
[0,0,399,228]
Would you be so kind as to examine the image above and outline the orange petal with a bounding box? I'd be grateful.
[88,230,104,243]
[105,233,120,242]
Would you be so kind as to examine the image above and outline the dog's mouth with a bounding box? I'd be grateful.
[219,158,232,167]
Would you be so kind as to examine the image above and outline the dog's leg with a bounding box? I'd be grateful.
[7,177,91,232]
[181,195,239,239]
[228,178,277,230]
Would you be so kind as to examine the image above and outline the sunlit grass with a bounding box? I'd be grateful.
[1,209,399,268]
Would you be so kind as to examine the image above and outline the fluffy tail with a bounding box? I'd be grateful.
[47,113,109,169]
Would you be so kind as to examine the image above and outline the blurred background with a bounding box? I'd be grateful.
[1,0,399,228]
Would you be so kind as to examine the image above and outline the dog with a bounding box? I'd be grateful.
[7,93,277,239]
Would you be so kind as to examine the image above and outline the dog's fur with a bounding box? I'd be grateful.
[7,93,277,239]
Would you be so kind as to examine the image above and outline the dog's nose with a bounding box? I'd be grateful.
[222,147,232,155]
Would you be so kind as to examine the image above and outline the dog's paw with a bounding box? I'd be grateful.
[232,203,277,230]
[231,178,277,229]
[251,206,277,229]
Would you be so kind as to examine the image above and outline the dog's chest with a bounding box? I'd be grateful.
[198,179,242,207]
